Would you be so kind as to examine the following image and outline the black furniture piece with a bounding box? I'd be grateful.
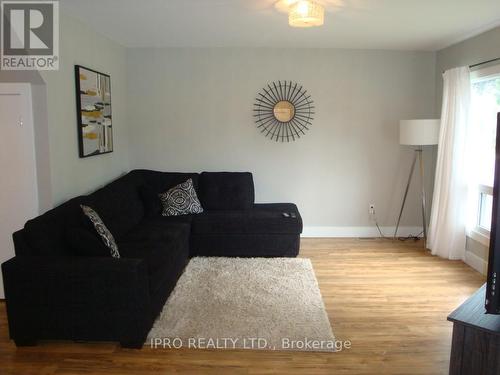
[448,284,500,375]
[485,114,500,314]
[1,170,302,348]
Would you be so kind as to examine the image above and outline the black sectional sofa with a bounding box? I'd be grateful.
[1,170,302,348]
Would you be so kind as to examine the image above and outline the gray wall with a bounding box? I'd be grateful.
[0,12,129,206]
[38,14,130,205]
[127,48,437,233]
[435,26,500,268]
[436,26,500,109]
[0,12,131,206]
[1,12,448,235]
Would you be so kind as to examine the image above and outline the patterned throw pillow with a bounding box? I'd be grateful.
[159,178,204,216]
[80,205,120,258]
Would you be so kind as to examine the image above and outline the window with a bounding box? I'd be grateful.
[469,65,500,245]
[478,184,493,231]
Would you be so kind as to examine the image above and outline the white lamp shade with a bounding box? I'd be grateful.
[399,119,440,146]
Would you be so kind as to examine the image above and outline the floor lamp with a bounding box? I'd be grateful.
[394,119,440,246]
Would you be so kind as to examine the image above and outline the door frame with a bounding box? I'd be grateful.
[0,82,39,211]
[0,83,39,298]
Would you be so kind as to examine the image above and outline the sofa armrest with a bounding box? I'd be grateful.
[1,256,151,346]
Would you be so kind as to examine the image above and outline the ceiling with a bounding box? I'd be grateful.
[60,0,500,51]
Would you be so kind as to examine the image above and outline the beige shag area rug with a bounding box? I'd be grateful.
[147,257,335,352]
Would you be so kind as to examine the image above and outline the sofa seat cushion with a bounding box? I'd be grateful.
[119,223,190,294]
[120,218,191,244]
[192,203,302,235]
[119,242,169,274]
[155,215,194,225]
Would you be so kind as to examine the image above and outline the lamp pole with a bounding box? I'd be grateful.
[418,148,427,245]
[394,147,427,247]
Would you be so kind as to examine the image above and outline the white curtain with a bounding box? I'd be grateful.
[428,67,471,259]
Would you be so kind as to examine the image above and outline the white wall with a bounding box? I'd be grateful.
[38,13,130,205]
[127,48,436,233]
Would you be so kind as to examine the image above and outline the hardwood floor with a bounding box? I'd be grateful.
[0,239,485,375]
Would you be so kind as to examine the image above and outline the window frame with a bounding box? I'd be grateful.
[470,63,500,81]
[469,63,500,246]
[472,184,493,245]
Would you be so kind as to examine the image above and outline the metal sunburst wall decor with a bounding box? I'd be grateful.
[253,81,314,142]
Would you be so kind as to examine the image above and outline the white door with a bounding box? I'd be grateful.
[0,83,39,298]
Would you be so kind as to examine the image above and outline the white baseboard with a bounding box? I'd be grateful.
[464,250,488,275]
[301,226,423,238]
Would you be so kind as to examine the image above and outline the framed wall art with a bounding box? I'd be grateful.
[75,65,113,157]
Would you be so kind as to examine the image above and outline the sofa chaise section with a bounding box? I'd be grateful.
[191,203,302,257]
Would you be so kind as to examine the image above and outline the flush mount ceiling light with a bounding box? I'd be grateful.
[289,1,324,27]
[276,0,325,28]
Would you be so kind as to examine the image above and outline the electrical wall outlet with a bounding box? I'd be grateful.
[369,204,375,215]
